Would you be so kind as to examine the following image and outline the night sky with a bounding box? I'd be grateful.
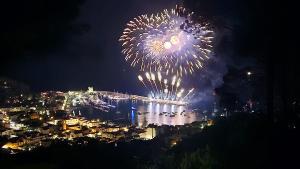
[1,0,297,105]
[1,0,183,92]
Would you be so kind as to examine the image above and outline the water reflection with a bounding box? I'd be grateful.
[80,101,201,127]
[135,102,198,127]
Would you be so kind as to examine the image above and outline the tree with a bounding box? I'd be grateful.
[179,146,217,169]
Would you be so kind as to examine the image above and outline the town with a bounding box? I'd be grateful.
[0,82,212,154]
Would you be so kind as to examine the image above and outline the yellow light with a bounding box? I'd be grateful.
[176,78,181,87]
[164,41,172,49]
[170,35,179,45]
[149,40,164,55]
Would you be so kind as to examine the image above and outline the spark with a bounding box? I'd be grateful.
[138,75,143,81]
[137,73,192,101]
[119,5,214,76]
[138,75,147,88]
[182,88,194,100]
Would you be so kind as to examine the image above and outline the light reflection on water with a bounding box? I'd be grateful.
[80,101,202,127]
[135,102,198,127]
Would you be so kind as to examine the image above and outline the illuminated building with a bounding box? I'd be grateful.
[29,112,40,120]
[139,127,156,140]
[65,119,80,126]
[2,142,22,150]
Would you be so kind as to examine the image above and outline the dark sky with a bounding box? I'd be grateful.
[1,0,298,124]
[1,0,182,93]
[1,0,294,103]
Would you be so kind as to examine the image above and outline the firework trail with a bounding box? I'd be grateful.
[137,72,193,101]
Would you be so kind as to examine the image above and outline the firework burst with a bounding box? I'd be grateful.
[119,5,214,76]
